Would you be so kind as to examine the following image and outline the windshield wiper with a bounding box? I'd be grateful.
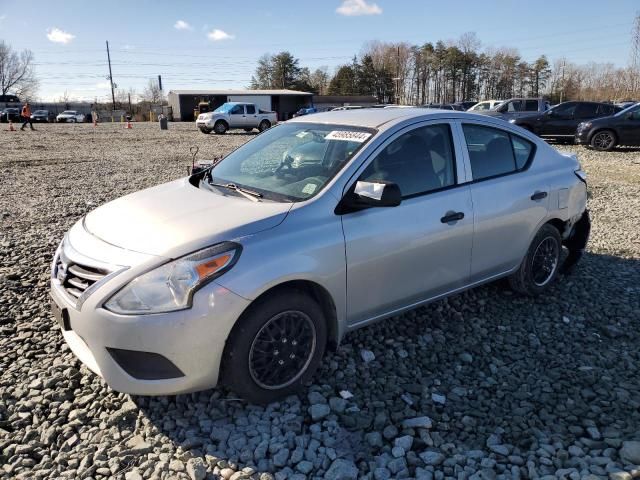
[208,181,263,202]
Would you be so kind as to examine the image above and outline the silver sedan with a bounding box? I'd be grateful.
[50,108,590,402]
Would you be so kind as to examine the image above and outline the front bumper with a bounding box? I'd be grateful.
[196,119,213,129]
[574,129,590,145]
[50,233,250,395]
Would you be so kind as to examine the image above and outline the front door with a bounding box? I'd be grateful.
[341,122,474,325]
[228,104,246,127]
[539,102,577,136]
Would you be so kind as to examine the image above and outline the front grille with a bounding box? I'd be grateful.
[55,254,108,303]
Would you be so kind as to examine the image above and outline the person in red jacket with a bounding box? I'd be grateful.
[20,102,35,131]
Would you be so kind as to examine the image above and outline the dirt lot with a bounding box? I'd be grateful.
[1,122,640,480]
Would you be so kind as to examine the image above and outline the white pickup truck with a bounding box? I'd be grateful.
[196,102,277,134]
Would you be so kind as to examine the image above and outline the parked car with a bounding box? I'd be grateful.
[468,100,503,112]
[196,102,277,134]
[453,101,477,111]
[331,105,364,111]
[509,101,622,141]
[293,107,318,117]
[478,98,551,120]
[575,102,640,151]
[0,107,21,123]
[56,110,85,123]
[615,100,637,110]
[50,108,590,402]
[422,103,458,110]
[31,110,55,123]
[0,94,20,103]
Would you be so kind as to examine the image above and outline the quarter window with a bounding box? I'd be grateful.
[462,124,534,180]
[360,124,456,197]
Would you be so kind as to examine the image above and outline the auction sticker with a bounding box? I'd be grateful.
[325,130,372,142]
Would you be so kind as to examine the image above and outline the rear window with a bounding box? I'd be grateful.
[462,124,535,181]
[524,100,539,111]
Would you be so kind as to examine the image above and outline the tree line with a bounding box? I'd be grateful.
[250,33,640,104]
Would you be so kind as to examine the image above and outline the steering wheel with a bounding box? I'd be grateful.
[275,155,295,179]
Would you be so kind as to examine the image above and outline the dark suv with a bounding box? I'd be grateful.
[510,101,621,141]
[575,102,640,151]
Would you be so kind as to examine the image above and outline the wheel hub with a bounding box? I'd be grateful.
[249,310,316,390]
[531,236,559,286]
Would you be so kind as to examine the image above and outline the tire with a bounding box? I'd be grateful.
[199,128,212,134]
[258,120,271,132]
[71,118,77,123]
[509,224,562,296]
[590,129,616,151]
[213,120,228,134]
[243,128,253,132]
[222,290,327,404]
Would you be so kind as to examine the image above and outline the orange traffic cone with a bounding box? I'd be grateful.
[7,120,15,132]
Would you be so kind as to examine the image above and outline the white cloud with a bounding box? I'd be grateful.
[46,27,75,44]
[0,15,7,22]
[207,29,235,41]
[174,20,192,31]
[336,0,382,16]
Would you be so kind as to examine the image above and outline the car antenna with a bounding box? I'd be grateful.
[188,146,199,175]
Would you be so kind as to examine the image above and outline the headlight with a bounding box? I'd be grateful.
[578,122,591,130]
[104,242,241,315]
[508,119,517,124]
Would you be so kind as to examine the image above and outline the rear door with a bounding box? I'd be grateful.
[459,121,548,282]
[341,121,474,325]
[245,104,258,127]
[618,104,640,144]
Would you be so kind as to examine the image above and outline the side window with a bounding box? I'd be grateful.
[524,100,539,111]
[360,124,457,197]
[246,105,256,114]
[462,125,517,180]
[551,102,577,118]
[575,103,599,119]
[230,105,244,115]
[511,135,534,170]
[507,100,522,112]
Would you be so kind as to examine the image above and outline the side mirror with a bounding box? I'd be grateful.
[338,180,402,213]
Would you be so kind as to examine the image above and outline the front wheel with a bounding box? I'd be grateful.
[213,120,228,134]
[590,130,616,151]
[509,224,562,296]
[71,118,77,123]
[199,127,212,134]
[243,128,253,132]
[222,290,327,404]
[258,120,271,132]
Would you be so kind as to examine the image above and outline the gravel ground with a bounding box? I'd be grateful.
[1,122,639,480]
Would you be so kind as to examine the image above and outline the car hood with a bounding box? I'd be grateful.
[83,178,293,256]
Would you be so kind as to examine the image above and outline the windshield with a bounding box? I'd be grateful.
[62,111,75,114]
[34,110,47,114]
[213,104,235,113]
[615,102,640,116]
[207,122,376,202]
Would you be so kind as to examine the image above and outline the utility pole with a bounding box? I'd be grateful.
[396,46,400,104]
[630,13,640,96]
[106,41,116,110]
[128,92,132,113]
[559,59,566,103]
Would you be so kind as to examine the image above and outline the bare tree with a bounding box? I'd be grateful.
[0,41,38,98]
[141,79,164,103]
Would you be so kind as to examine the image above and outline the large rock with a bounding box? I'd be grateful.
[620,441,640,465]
[186,457,207,480]
[324,458,358,479]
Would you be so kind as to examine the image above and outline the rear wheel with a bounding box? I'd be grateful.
[258,120,271,132]
[214,120,228,134]
[222,290,327,404]
[590,130,616,151]
[243,128,253,132]
[509,224,562,296]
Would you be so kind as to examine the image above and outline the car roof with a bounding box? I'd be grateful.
[287,107,491,129]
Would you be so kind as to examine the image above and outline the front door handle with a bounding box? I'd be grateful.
[531,191,548,201]
[440,211,464,223]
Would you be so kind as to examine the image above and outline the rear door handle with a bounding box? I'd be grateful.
[531,191,548,201]
[440,211,464,223]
